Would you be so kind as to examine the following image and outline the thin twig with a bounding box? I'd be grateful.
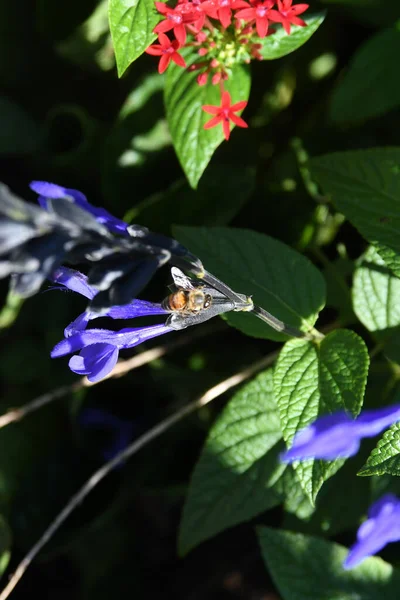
[0,322,222,429]
[0,350,278,600]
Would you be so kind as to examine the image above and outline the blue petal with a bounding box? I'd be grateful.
[281,405,400,463]
[343,494,400,569]
[52,323,173,359]
[30,180,128,235]
[69,343,119,382]
[51,266,96,299]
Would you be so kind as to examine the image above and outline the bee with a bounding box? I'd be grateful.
[162,268,212,314]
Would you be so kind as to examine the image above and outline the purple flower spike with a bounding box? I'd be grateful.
[344,494,400,569]
[51,323,173,382]
[281,405,400,462]
[30,180,129,235]
[49,266,167,336]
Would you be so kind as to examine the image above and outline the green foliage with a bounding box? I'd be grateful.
[175,226,326,341]
[330,25,400,124]
[258,527,400,600]
[260,12,326,60]
[274,330,369,502]
[360,422,400,477]
[109,0,161,76]
[179,369,285,554]
[310,148,400,264]
[165,53,251,189]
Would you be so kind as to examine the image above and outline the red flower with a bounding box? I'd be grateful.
[145,33,186,74]
[154,2,199,45]
[269,0,308,34]
[202,91,248,140]
[201,0,248,28]
[235,0,275,38]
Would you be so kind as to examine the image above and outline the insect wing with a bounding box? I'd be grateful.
[170,266,195,290]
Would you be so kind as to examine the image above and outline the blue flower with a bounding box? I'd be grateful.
[344,494,400,569]
[30,181,129,235]
[280,405,400,462]
[50,266,167,335]
[51,324,173,382]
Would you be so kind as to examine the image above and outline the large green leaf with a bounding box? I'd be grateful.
[274,330,369,503]
[359,422,400,477]
[165,53,251,189]
[330,26,400,124]
[257,527,400,600]
[109,0,161,76]
[310,148,400,259]
[353,246,400,332]
[260,12,326,60]
[174,227,326,341]
[179,370,285,555]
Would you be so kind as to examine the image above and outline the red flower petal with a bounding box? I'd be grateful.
[158,32,171,47]
[219,6,232,28]
[171,52,186,67]
[154,20,174,34]
[204,115,223,129]
[256,15,268,37]
[159,54,171,73]
[202,105,221,114]
[222,118,231,140]
[229,113,248,128]
[230,100,248,111]
[145,44,163,55]
[174,23,187,45]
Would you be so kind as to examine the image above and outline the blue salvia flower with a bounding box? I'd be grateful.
[280,405,400,462]
[344,494,400,569]
[49,265,249,381]
[49,266,172,382]
[0,180,204,305]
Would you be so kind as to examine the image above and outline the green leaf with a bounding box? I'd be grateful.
[353,246,400,332]
[330,25,400,123]
[109,0,161,76]
[0,96,42,155]
[257,527,400,600]
[374,243,400,280]
[274,330,369,502]
[174,227,326,341]
[259,12,326,60]
[179,370,285,554]
[165,53,251,188]
[310,148,400,258]
[359,422,400,477]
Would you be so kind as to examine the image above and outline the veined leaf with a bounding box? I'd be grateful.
[353,246,400,332]
[165,52,251,189]
[109,0,161,76]
[359,422,400,477]
[179,370,285,554]
[260,12,326,60]
[257,527,400,600]
[174,226,326,341]
[330,25,400,123]
[310,148,400,263]
[274,330,369,503]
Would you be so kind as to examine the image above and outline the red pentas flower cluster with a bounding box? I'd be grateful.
[145,0,309,140]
